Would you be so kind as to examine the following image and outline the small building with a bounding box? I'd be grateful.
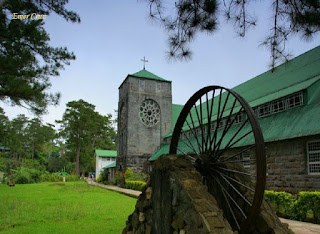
[95,149,117,177]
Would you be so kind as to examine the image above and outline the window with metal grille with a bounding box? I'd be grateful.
[286,92,303,108]
[253,91,304,118]
[258,103,271,117]
[271,98,285,113]
[307,140,320,175]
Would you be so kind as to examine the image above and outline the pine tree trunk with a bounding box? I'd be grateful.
[76,141,80,176]
[32,142,35,159]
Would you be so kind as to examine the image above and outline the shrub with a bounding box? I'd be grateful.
[125,180,146,191]
[292,191,320,223]
[96,174,102,183]
[124,168,133,180]
[265,190,294,218]
[15,174,30,184]
[40,172,80,182]
[10,167,42,184]
[99,168,110,184]
[113,172,125,187]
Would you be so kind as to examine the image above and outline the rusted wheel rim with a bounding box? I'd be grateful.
[169,86,266,231]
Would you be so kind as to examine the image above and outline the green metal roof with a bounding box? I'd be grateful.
[129,69,171,82]
[0,146,10,151]
[103,162,116,169]
[150,46,320,161]
[233,46,320,104]
[95,149,117,158]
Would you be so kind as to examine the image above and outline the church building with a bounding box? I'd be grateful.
[117,69,172,172]
[117,46,320,193]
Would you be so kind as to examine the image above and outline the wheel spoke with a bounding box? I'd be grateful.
[205,90,215,152]
[220,145,255,163]
[213,101,241,154]
[179,135,200,156]
[185,118,202,153]
[221,130,253,157]
[199,96,205,153]
[214,158,255,165]
[177,148,195,162]
[209,88,223,152]
[212,175,243,230]
[217,167,256,177]
[193,103,204,153]
[215,170,252,207]
[214,170,254,192]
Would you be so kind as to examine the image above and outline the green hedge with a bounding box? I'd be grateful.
[125,180,146,191]
[264,190,294,218]
[293,191,320,223]
[265,190,320,224]
[40,173,80,183]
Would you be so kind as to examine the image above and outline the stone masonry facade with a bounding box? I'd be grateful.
[123,155,293,234]
[266,134,320,193]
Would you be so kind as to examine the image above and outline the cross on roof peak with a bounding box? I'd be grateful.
[141,56,148,70]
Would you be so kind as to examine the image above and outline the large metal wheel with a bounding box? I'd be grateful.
[169,86,266,232]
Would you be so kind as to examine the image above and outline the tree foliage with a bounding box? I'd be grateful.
[144,0,320,68]
[26,118,56,159]
[0,110,56,160]
[57,99,116,175]
[0,0,80,114]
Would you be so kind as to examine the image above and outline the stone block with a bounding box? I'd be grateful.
[146,187,152,200]
[139,212,145,222]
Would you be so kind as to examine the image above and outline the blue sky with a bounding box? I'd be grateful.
[2,0,320,126]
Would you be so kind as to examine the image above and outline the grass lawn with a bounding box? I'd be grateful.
[0,181,136,233]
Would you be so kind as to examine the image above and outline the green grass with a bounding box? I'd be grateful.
[0,181,136,233]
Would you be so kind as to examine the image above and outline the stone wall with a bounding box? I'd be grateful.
[123,155,293,234]
[266,135,320,193]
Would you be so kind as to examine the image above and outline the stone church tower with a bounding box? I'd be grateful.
[117,69,172,172]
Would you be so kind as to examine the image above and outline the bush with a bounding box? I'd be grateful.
[40,172,80,182]
[265,190,320,224]
[292,191,320,223]
[125,180,146,191]
[99,168,110,184]
[265,190,294,218]
[124,168,133,180]
[113,172,125,187]
[12,167,42,184]
[96,174,102,183]
[124,168,148,182]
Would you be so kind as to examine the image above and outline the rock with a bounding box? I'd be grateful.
[139,212,145,222]
[146,187,152,200]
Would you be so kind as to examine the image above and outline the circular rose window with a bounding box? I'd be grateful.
[139,99,160,127]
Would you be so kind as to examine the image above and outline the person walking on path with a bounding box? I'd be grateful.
[90,174,94,184]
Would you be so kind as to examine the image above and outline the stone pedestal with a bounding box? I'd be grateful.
[123,155,293,234]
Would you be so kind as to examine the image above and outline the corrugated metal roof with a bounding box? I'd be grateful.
[150,46,320,162]
[166,46,320,137]
[233,46,320,103]
[103,162,116,169]
[130,69,171,82]
[95,149,117,157]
